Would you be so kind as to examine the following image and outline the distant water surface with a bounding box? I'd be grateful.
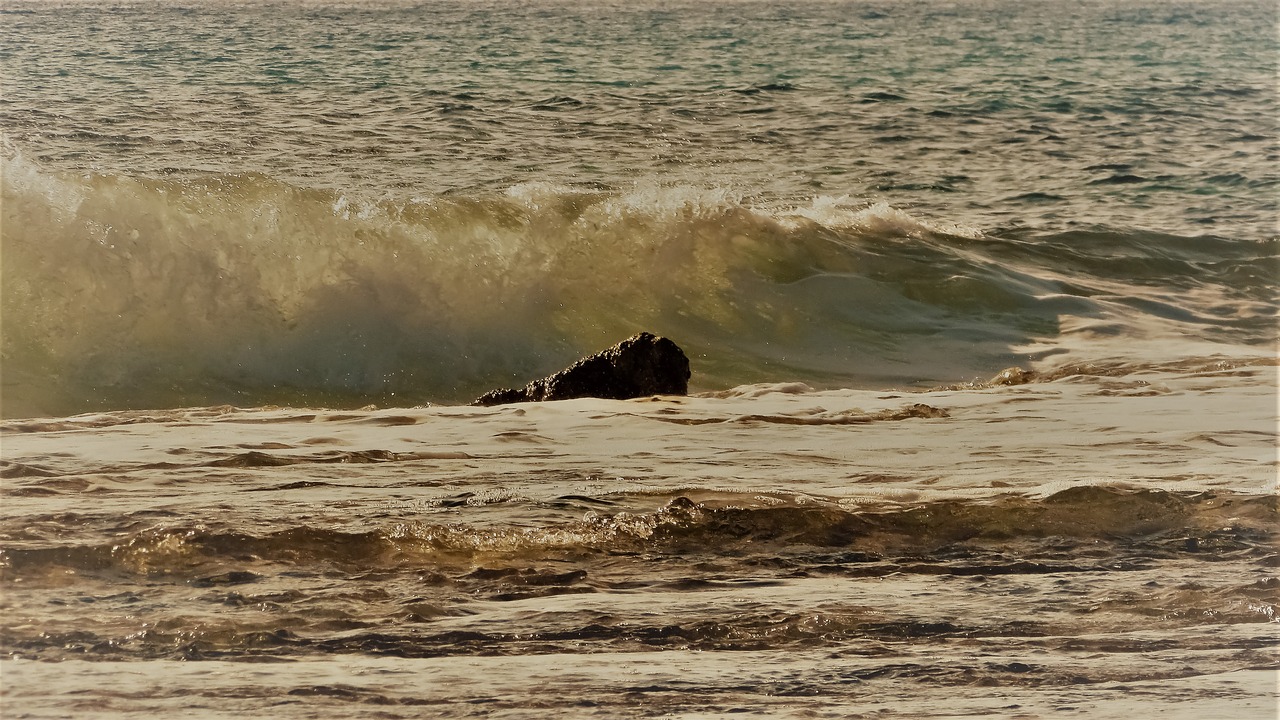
[3,0,1277,231]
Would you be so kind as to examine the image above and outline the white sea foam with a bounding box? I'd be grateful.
[2,367,1276,714]
[786,197,986,239]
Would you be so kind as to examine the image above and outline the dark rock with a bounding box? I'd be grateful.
[473,333,690,406]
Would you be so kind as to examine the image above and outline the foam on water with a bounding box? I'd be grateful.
[1,0,1277,714]
[4,145,1275,417]
[1,369,1276,713]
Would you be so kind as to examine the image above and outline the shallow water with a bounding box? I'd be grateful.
[3,365,1277,716]
[1,0,1277,716]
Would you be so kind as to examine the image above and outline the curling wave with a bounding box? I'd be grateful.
[2,147,1275,417]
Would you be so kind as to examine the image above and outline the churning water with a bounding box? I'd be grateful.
[1,0,1276,717]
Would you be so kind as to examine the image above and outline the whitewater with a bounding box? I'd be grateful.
[1,0,1277,717]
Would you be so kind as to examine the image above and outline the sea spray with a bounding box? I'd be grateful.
[5,149,1273,417]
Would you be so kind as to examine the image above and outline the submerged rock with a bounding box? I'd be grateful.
[473,332,691,406]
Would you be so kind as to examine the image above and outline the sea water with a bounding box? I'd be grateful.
[1,0,1277,717]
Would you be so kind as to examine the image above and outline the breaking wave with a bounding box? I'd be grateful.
[3,145,1275,417]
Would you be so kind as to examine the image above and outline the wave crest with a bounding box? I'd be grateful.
[2,150,1272,416]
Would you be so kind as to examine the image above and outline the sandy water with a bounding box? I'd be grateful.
[2,0,1278,715]
[3,362,1277,717]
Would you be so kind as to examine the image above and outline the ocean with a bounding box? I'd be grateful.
[1,0,1277,717]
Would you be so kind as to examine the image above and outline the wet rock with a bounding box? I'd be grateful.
[989,366,1038,386]
[473,332,691,406]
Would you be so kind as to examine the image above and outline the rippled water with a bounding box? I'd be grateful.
[3,366,1278,716]
[3,0,1276,235]
[1,0,1277,716]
